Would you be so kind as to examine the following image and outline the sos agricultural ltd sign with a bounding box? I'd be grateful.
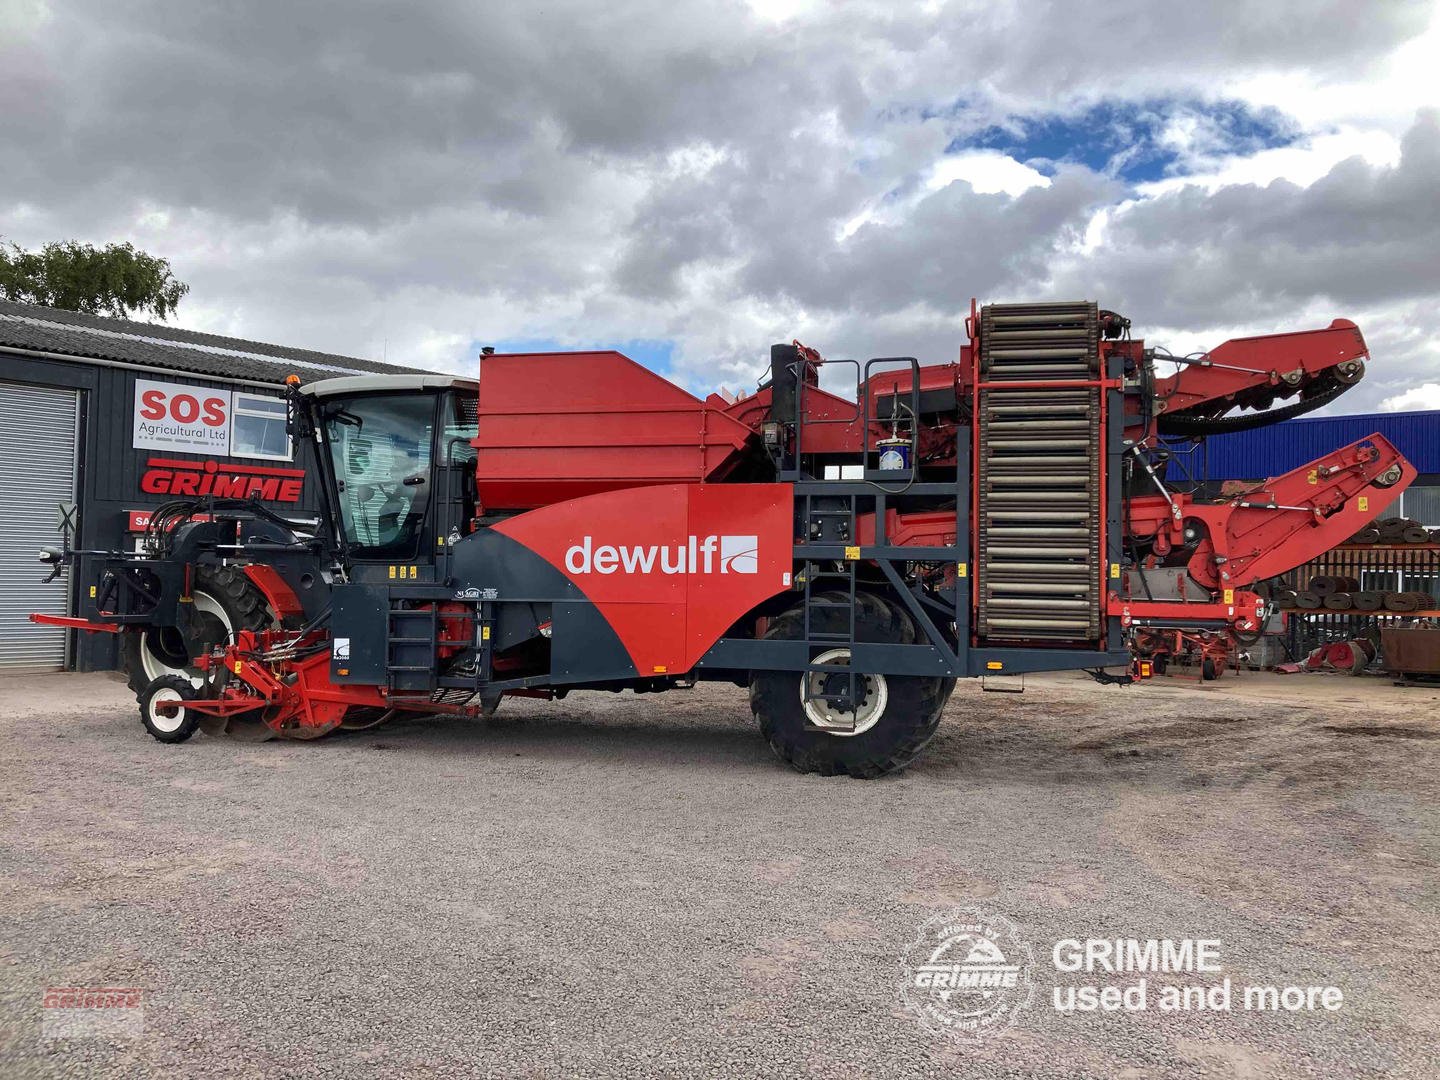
[133,377,292,460]
[133,378,235,455]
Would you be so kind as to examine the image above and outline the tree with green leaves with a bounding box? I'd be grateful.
[0,239,189,321]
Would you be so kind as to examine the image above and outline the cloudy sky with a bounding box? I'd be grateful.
[4,0,1439,412]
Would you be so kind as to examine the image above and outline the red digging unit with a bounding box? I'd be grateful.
[473,350,759,511]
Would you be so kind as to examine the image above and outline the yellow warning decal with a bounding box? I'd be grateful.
[409,566,418,580]
[1223,588,1234,604]
[388,565,397,579]
[1358,496,1369,512]
[1110,563,1120,579]
[957,563,968,578]
[481,626,491,641]
[844,546,861,560]
[1307,469,1318,486]
[233,661,243,675]
[89,585,97,598]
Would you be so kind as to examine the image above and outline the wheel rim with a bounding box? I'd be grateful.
[140,590,234,688]
[800,648,888,737]
[147,688,187,734]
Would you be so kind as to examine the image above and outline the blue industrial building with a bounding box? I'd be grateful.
[1196,409,1439,526]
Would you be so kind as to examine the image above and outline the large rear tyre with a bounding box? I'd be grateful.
[749,592,949,778]
[121,566,277,741]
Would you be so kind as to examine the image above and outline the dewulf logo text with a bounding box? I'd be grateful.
[565,535,757,575]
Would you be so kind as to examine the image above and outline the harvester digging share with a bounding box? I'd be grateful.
[33,302,1413,776]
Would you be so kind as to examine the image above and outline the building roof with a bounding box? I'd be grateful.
[1200,407,1440,479]
[0,300,435,386]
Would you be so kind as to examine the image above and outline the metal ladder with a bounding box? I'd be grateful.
[798,543,861,731]
[385,595,495,694]
[385,597,439,693]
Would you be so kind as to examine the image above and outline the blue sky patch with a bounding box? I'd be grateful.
[948,98,1301,184]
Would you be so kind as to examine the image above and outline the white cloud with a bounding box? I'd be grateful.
[925,150,1052,197]
[1135,127,1403,196]
[1224,7,1440,135]
[1380,383,1440,412]
[2,0,1439,411]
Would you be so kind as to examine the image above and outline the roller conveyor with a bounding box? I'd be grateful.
[976,302,1102,642]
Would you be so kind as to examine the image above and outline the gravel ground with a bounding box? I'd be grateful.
[1,668,1438,1079]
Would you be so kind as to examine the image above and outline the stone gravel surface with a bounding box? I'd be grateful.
[1,669,1437,1078]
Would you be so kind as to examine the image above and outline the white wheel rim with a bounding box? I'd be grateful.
[801,648,888,737]
[141,590,235,689]
[148,688,187,734]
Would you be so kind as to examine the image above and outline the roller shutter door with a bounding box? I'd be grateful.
[0,382,79,672]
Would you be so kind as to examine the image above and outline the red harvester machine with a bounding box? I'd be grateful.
[34,301,1413,775]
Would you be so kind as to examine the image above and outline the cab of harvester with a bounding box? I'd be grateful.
[296,374,481,582]
[31,300,1413,776]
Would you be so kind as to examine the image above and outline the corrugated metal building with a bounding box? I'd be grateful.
[1193,408,1440,527]
[0,301,429,673]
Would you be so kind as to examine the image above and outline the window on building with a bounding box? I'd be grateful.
[1402,484,1440,528]
[1361,570,1400,593]
[1402,574,1440,601]
[231,393,292,461]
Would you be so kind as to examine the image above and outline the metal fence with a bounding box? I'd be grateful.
[1284,544,1440,656]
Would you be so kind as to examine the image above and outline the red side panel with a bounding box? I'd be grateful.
[474,351,758,511]
[493,484,793,674]
[722,382,871,453]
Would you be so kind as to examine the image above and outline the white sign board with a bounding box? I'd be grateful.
[133,379,232,456]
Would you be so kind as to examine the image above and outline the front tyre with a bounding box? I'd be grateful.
[749,592,950,778]
[120,566,272,693]
[139,676,201,744]
[120,566,278,741]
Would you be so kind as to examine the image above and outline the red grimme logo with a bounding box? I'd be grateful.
[140,457,304,503]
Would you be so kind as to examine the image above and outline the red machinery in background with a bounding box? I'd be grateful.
[722,308,1411,676]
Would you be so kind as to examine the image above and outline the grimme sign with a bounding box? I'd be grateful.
[132,379,301,503]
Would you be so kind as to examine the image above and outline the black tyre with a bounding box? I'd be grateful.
[1201,656,1221,681]
[119,566,273,695]
[874,592,958,708]
[750,591,949,778]
[121,566,279,741]
[138,675,201,744]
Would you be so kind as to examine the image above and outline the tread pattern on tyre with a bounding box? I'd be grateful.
[120,565,273,699]
[750,590,954,778]
[138,674,201,744]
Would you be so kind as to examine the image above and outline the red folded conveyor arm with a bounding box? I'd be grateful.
[1147,319,1368,430]
[1123,432,1414,594]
